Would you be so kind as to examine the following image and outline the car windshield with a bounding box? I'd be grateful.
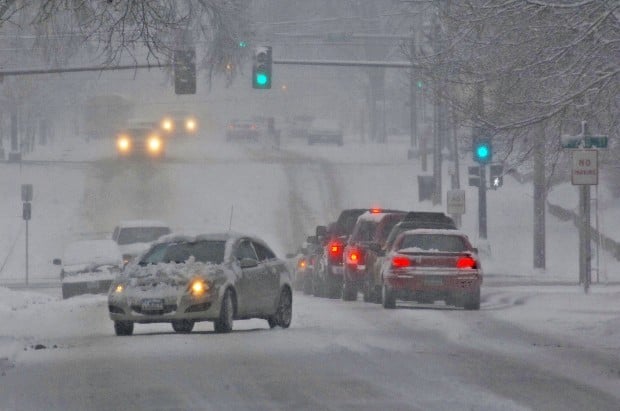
[139,240,226,265]
[398,234,468,252]
[116,227,171,245]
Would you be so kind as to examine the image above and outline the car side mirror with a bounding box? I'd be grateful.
[239,258,259,269]
[53,258,62,266]
[368,242,382,254]
[472,247,479,254]
[315,225,327,238]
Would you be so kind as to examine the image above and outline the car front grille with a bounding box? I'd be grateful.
[130,304,177,315]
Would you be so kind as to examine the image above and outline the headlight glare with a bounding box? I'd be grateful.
[148,136,162,152]
[189,279,208,296]
[114,284,124,293]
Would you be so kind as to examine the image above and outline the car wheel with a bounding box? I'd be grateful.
[214,289,234,333]
[342,281,357,301]
[172,319,194,333]
[275,287,292,328]
[114,320,134,336]
[382,284,396,309]
[362,280,373,302]
[61,285,71,300]
[374,286,383,304]
[463,288,481,311]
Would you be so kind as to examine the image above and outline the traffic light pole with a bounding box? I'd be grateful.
[478,166,487,239]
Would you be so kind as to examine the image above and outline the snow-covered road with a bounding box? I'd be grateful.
[1,134,619,410]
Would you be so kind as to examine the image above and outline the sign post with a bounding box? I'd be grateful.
[21,184,33,286]
[564,122,605,293]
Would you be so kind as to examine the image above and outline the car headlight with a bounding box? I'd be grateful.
[185,119,196,132]
[147,136,162,153]
[114,284,125,294]
[188,279,209,296]
[162,119,173,131]
[117,136,131,152]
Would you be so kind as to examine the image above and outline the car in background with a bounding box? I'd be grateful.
[225,119,262,142]
[108,232,293,336]
[159,110,198,138]
[112,220,172,264]
[286,114,314,139]
[379,229,482,310]
[292,235,321,295]
[115,126,165,158]
[342,210,407,302]
[54,239,123,299]
[310,208,370,298]
[307,118,343,146]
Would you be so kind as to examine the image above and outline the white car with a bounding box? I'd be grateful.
[54,239,123,299]
[112,220,172,264]
[307,119,344,146]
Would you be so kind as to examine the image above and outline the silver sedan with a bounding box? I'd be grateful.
[108,232,293,336]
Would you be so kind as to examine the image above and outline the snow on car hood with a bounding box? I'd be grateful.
[62,263,119,283]
[122,257,223,286]
[118,242,153,257]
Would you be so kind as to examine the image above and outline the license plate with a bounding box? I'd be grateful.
[332,266,343,275]
[141,299,164,311]
[424,277,443,286]
[86,281,99,290]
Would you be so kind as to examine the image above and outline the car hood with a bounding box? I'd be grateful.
[120,258,226,290]
[118,243,152,257]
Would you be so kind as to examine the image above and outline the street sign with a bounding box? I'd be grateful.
[561,134,608,149]
[21,184,33,202]
[22,202,31,220]
[571,149,598,185]
[447,189,466,215]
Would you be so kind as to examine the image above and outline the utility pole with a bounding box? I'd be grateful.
[409,38,418,151]
[533,122,546,269]
[431,13,442,205]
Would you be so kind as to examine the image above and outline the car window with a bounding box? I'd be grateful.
[378,215,404,243]
[139,240,225,265]
[351,221,377,242]
[116,226,171,245]
[398,234,468,252]
[235,240,258,261]
[253,242,276,261]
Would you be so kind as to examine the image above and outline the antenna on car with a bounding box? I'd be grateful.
[228,205,234,232]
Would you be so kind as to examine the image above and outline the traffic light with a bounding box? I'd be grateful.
[489,164,504,189]
[468,166,480,187]
[252,46,272,89]
[473,137,492,163]
[174,49,196,95]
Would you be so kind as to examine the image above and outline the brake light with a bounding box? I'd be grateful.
[456,256,477,269]
[298,259,307,269]
[370,208,382,214]
[346,248,363,265]
[391,255,411,268]
[329,242,341,256]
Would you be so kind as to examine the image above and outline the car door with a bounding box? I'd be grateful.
[252,241,281,313]
[233,239,265,316]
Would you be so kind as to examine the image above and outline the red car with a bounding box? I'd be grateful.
[379,229,482,310]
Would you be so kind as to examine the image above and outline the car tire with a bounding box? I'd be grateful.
[382,284,396,309]
[374,286,383,304]
[275,287,292,329]
[342,281,357,301]
[463,288,481,311]
[214,289,234,333]
[114,320,134,336]
[61,285,71,300]
[172,319,194,333]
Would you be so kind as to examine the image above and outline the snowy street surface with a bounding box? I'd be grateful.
[1,135,619,410]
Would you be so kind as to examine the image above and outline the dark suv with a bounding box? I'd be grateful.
[311,209,369,298]
[366,212,457,303]
[342,210,407,301]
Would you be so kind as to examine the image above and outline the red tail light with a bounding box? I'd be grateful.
[456,256,477,269]
[370,208,382,214]
[298,259,307,269]
[328,241,342,257]
[391,255,411,268]
[346,247,363,265]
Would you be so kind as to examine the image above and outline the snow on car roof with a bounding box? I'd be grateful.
[117,220,170,228]
[357,210,406,223]
[62,239,122,267]
[400,228,471,237]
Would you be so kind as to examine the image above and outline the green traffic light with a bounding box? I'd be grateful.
[255,72,268,86]
[476,145,489,159]
[416,80,423,89]
[239,41,247,48]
